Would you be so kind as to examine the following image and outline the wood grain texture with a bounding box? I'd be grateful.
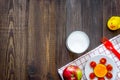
[0,0,120,80]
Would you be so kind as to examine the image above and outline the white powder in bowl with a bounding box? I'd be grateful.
[66,31,90,54]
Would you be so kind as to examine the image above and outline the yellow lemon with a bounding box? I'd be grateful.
[107,16,120,30]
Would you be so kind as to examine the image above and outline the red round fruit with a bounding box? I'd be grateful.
[89,72,95,79]
[106,72,113,79]
[100,58,106,64]
[98,77,105,80]
[90,61,96,68]
[106,64,113,71]
[63,65,82,80]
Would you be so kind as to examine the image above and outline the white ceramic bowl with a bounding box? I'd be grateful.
[66,31,90,54]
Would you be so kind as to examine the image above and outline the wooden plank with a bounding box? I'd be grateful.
[0,0,28,80]
[55,0,69,68]
[27,0,57,80]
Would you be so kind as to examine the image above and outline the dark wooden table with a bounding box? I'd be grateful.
[0,0,120,80]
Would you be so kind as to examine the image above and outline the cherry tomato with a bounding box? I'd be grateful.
[90,61,96,68]
[89,72,95,79]
[106,72,113,79]
[100,58,106,64]
[98,77,105,80]
[106,64,113,71]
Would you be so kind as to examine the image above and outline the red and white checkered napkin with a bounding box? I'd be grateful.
[58,34,120,80]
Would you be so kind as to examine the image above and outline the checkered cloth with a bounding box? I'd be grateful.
[58,34,120,80]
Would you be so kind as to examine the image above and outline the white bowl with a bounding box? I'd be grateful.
[66,31,90,54]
